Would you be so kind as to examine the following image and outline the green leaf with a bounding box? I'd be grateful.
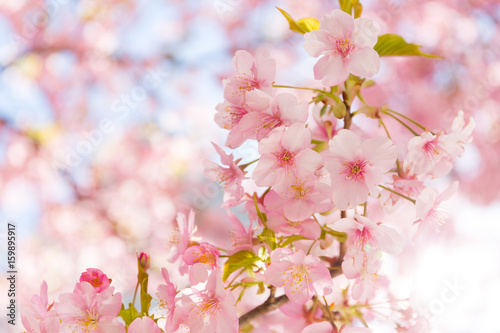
[119,303,140,326]
[374,34,443,58]
[361,80,375,89]
[257,227,277,250]
[312,141,328,153]
[353,1,363,18]
[339,0,353,15]
[277,7,319,34]
[296,17,320,32]
[223,250,260,281]
[280,234,308,247]
[140,275,153,316]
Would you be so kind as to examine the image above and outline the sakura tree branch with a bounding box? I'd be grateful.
[238,294,289,327]
[342,92,352,129]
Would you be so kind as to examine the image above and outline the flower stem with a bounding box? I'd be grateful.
[378,185,416,204]
[323,296,335,327]
[307,240,317,255]
[272,84,342,103]
[381,110,419,136]
[387,109,427,131]
[132,280,139,306]
[379,118,392,139]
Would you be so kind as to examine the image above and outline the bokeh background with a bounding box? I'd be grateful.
[0,0,499,332]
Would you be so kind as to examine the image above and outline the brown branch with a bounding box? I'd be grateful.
[238,294,289,327]
[342,92,352,129]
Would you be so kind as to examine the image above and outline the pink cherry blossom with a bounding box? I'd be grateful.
[227,211,254,255]
[128,316,161,333]
[224,49,275,103]
[55,281,124,333]
[168,210,197,263]
[168,268,238,333]
[446,110,475,158]
[326,129,398,210]
[266,210,321,240]
[404,111,474,179]
[214,98,250,148]
[332,215,401,301]
[157,268,177,315]
[331,214,403,258]
[264,248,333,304]
[342,250,382,302]
[379,173,425,212]
[304,9,380,86]
[310,104,339,142]
[79,268,111,293]
[21,281,60,333]
[238,90,309,141]
[183,242,220,269]
[404,131,453,178]
[264,178,333,221]
[415,181,459,233]
[253,123,324,188]
[204,142,246,207]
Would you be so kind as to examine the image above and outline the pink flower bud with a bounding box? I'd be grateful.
[79,268,110,293]
[138,252,150,271]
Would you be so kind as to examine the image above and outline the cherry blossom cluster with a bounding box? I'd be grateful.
[22,5,474,333]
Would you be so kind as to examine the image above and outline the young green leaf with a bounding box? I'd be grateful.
[257,227,277,250]
[277,7,319,34]
[223,250,260,281]
[119,303,140,326]
[339,0,353,15]
[374,34,443,58]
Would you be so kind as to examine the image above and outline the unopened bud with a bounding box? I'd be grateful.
[138,252,150,271]
[333,101,347,119]
[357,105,383,119]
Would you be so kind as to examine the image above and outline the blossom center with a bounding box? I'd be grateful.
[89,276,102,288]
[77,309,99,330]
[230,230,247,248]
[260,114,283,130]
[168,227,181,246]
[237,73,260,92]
[424,139,446,163]
[353,228,375,251]
[290,183,311,200]
[224,105,247,128]
[194,298,219,322]
[341,159,367,181]
[196,252,216,266]
[331,36,354,57]
[276,150,295,169]
[284,265,311,292]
